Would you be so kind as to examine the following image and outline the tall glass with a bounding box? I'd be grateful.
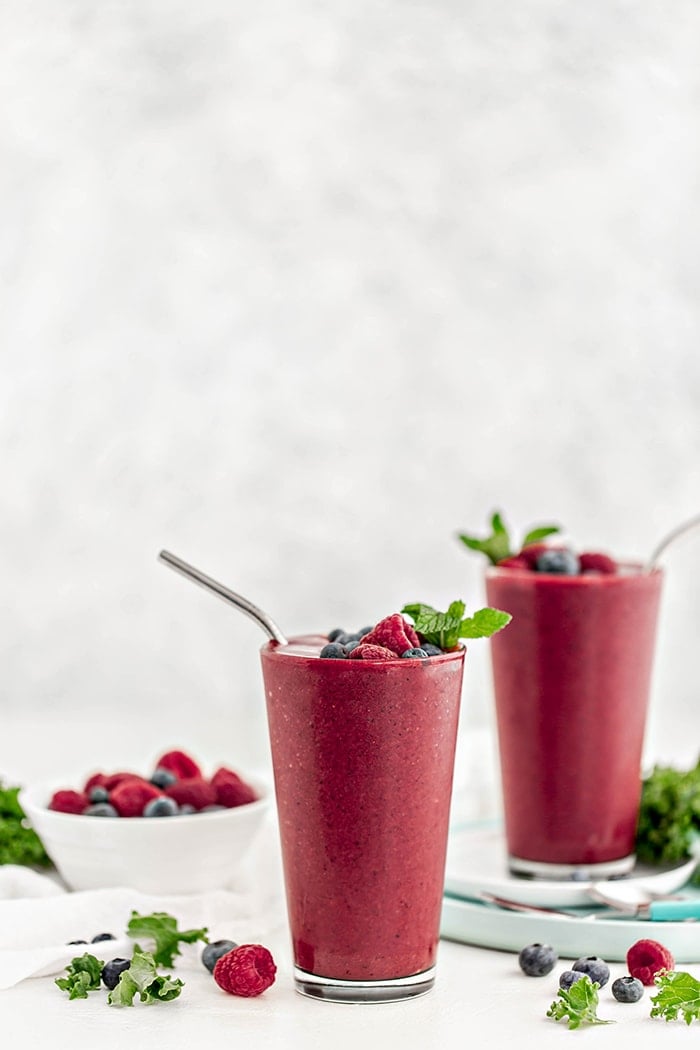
[260,636,465,1003]
[486,564,662,879]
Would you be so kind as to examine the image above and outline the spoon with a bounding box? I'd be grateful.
[647,512,700,571]
[158,550,288,645]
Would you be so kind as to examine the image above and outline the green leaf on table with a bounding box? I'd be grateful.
[401,602,511,649]
[546,975,613,1029]
[650,971,700,1024]
[108,947,184,1007]
[55,953,104,999]
[126,911,208,968]
[0,782,52,868]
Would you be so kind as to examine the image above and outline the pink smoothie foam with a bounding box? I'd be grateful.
[486,564,663,867]
[261,636,464,982]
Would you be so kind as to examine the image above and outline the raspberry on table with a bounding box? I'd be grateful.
[361,614,420,655]
[154,749,202,780]
[348,643,398,661]
[49,790,89,815]
[165,777,217,811]
[626,939,674,985]
[109,778,163,817]
[211,768,257,808]
[213,944,276,997]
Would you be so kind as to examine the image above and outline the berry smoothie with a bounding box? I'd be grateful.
[486,564,663,875]
[261,636,465,1001]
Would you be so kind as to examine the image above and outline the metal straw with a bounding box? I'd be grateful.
[646,513,700,571]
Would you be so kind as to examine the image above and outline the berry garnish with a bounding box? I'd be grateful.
[348,643,398,661]
[202,939,238,973]
[559,970,586,991]
[535,549,581,575]
[627,938,674,985]
[497,555,530,569]
[579,552,617,574]
[401,648,429,659]
[612,975,644,1003]
[213,944,276,997]
[459,511,561,565]
[211,767,257,808]
[154,750,202,780]
[361,613,421,655]
[49,790,89,815]
[319,643,347,659]
[518,943,557,977]
[572,956,610,988]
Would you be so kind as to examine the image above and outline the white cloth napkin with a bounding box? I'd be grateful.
[0,830,287,990]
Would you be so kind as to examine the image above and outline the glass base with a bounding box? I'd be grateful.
[508,852,636,881]
[294,964,435,1003]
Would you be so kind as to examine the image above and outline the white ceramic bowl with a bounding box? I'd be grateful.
[20,776,270,895]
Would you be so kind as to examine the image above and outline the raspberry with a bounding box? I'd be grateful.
[348,643,398,661]
[361,614,420,655]
[83,772,109,794]
[155,750,202,780]
[103,771,140,791]
[49,789,89,815]
[110,778,163,817]
[519,543,559,566]
[211,768,258,808]
[497,555,530,569]
[213,944,276,997]
[626,939,674,985]
[579,552,617,574]
[165,777,217,811]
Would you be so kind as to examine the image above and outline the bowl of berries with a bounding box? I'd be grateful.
[20,750,269,894]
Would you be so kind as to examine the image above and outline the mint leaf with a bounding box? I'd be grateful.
[55,953,104,1000]
[126,911,208,968]
[651,971,700,1024]
[108,947,184,1007]
[401,602,511,649]
[458,511,511,565]
[546,976,613,1029]
[458,511,561,564]
[0,781,52,868]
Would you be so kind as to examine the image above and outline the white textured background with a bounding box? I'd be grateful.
[2,2,699,796]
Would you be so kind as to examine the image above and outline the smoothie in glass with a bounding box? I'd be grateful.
[261,636,465,1002]
[486,563,663,877]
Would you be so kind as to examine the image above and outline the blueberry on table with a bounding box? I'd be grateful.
[67,940,87,945]
[572,955,610,988]
[612,976,644,1003]
[202,939,238,974]
[319,643,347,659]
[150,767,178,789]
[518,943,557,976]
[535,549,581,575]
[401,648,429,659]
[84,803,118,817]
[101,958,131,990]
[91,933,116,943]
[559,970,586,991]
[143,797,179,817]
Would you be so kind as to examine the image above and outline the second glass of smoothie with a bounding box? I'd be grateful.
[261,636,465,1003]
[486,563,663,878]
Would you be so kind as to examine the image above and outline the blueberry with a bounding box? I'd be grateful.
[320,643,347,659]
[201,939,238,973]
[518,943,558,976]
[535,549,581,575]
[327,628,345,642]
[101,958,131,990]
[559,970,587,991]
[67,940,87,945]
[612,976,644,1003]
[334,633,357,646]
[401,648,429,659]
[91,933,116,943]
[84,802,118,817]
[345,640,361,653]
[357,626,373,638]
[572,955,610,988]
[143,797,179,818]
[150,767,177,789]
[89,786,110,803]
[421,643,443,657]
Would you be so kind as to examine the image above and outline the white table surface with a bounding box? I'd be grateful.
[2,715,696,1048]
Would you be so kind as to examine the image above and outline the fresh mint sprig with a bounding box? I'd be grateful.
[458,510,560,565]
[401,601,511,649]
